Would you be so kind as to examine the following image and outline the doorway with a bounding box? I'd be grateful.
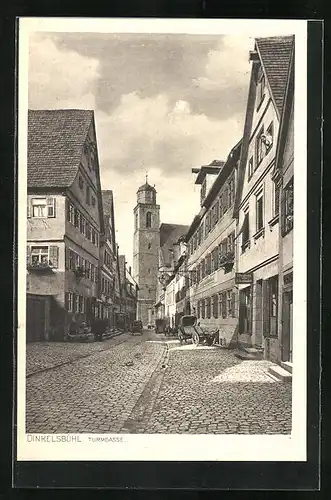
[282,290,293,362]
[26,295,46,342]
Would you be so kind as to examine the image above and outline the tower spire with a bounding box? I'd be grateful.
[145,171,148,184]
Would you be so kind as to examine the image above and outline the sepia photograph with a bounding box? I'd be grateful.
[17,18,308,462]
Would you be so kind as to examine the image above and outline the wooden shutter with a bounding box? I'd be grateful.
[65,247,69,270]
[222,292,227,318]
[47,197,56,217]
[231,291,236,317]
[49,245,59,268]
[27,197,31,218]
[262,279,270,335]
[66,199,71,221]
[26,245,31,267]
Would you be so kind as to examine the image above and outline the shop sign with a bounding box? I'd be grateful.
[235,272,253,284]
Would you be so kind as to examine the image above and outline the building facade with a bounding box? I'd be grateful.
[96,190,118,328]
[132,180,160,327]
[185,141,241,347]
[233,36,294,361]
[26,109,104,341]
[273,43,294,364]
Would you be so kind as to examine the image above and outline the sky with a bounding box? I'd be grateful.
[28,31,254,266]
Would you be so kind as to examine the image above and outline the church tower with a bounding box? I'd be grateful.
[133,177,160,327]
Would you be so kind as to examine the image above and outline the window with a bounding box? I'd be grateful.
[218,292,227,318]
[282,178,294,235]
[212,295,218,318]
[223,187,229,213]
[74,294,79,313]
[227,290,232,316]
[67,292,73,312]
[79,176,84,190]
[78,295,84,314]
[219,239,227,261]
[67,202,74,224]
[86,222,91,240]
[212,247,219,272]
[219,193,224,218]
[146,212,152,228]
[265,122,274,153]
[201,299,205,319]
[205,254,211,275]
[91,196,96,207]
[268,276,278,335]
[256,193,264,231]
[248,156,254,179]
[215,200,220,221]
[227,232,235,253]
[256,128,265,166]
[201,259,205,279]
[274,182,280,217]
[31,197,56,218]
[242,211,250,250]
[86,185,91,205]
[91,228,96,245]
[74,208,80,228]
[30,245,59,268]
[206,297,211,319]
[31,246,49,265]
[228,176,235,206]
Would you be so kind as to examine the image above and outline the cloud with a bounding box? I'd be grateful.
[28,33,100,109]
[27,32,248,265]
[193,36,253,91]
[96,91,244,178]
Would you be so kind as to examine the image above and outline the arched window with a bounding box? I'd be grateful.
[146,212,152,228]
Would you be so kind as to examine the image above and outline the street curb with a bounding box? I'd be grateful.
[26,331,128,378]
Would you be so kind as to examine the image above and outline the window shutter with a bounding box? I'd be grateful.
[262,279,270,334]
[65,292,69,311]
[231,291,236,317]
[66,199,71,221]
[222,292,227,318]
[26,245,31,267]
[49,245,59,268]
[65,247,69,269]
[27,197,31,218]
[47,197,56,217]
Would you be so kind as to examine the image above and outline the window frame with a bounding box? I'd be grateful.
[256,191,264,232]
[255,127,265,167]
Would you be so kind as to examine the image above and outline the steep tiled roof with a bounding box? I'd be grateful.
[256,36,294,116]
[102,190,114,215]
[28,109,93,188]
[160,223,189,266]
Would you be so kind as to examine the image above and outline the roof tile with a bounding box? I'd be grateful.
[28,109,93,188]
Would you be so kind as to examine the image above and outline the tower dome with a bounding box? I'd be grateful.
[137,175,156,204]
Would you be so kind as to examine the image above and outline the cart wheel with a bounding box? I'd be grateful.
[206,337,213,346]
[192,332,199,346]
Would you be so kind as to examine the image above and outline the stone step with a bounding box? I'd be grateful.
[234,349,263,360]
[268,365,292,383]
[281,361,293,374]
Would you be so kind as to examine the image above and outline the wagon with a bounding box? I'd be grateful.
[177,315,217,346]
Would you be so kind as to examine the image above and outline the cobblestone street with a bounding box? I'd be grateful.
[26,331,292,434]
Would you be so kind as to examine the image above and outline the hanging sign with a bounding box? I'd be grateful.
[235,272,253,284]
